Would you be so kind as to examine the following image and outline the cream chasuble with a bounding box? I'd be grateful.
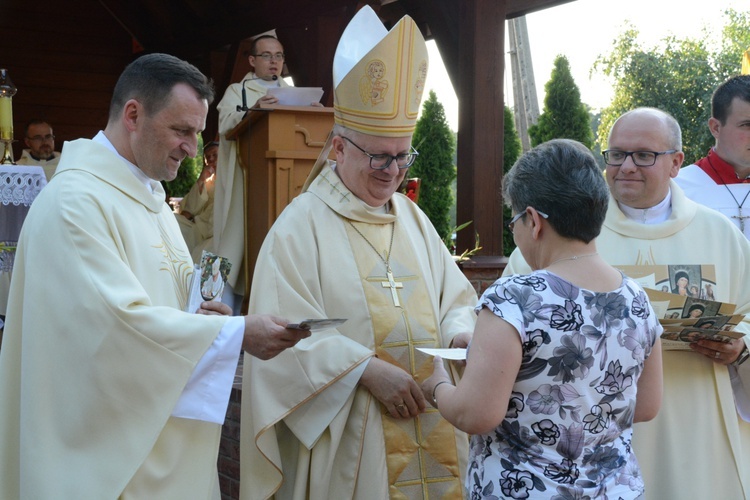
[214,73,289,291]
[0,139,229,499]
[504,181,750,499]
[16,148,61,182]
[241,164,476,499]
[346,219,464,498]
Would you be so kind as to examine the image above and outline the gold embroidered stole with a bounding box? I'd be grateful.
[344,220,463,499]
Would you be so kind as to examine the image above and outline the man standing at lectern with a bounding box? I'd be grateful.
[213,35,291,309]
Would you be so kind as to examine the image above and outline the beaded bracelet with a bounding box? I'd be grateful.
[432,381,452,409]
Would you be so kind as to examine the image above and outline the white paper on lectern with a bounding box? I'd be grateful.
[416,348,467,360]
[267,87,324,106]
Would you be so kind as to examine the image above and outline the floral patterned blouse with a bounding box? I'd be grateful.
[468,271,661,499]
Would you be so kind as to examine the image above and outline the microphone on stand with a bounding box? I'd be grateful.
[236,75,278,112]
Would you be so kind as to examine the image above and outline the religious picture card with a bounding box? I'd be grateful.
[659,316,745,351]
[185,251,232,313]
[616,264,719,302]
[285,318,347,331]
[640,286,743,351]
[615,264,744,350]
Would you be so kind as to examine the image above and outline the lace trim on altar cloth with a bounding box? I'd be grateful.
[1,168,47,206]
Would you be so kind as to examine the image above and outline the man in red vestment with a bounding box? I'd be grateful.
[676,75,750,238]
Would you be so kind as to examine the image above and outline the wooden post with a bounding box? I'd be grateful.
[456,0,507,258]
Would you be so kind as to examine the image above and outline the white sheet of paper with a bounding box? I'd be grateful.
[416,347,467,360]
[267,87,324,106]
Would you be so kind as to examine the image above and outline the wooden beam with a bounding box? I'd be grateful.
[506,0,577,18]
[455,0,506,257]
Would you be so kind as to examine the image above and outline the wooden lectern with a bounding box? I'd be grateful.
[226,105,334,309]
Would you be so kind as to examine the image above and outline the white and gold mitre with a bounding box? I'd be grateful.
[332,5,429,137]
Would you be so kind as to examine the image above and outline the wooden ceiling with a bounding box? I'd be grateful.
[3,0,574,257]
[4,0,573,142]
[96,0,573,105]
[96,0,572,63]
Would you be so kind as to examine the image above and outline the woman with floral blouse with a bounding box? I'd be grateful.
[422,139,663,499]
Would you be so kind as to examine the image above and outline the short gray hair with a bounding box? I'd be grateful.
[503,139,609,243]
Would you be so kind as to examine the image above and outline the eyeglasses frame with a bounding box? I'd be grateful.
[507,209,549,231]
[602,149,678,167]
[26,134,55,142]
[253,52,285,62]
[341,136,419,171]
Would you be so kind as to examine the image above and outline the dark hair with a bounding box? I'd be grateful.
[24,119,52,136]
[712,75,750,125]
[108,53,214,121]
[503,139,608,243]
[250,35,282,55]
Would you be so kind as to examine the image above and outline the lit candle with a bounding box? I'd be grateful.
[0,97,12,141]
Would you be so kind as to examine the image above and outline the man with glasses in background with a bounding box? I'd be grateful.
[239,7,477,499]
[16,119,60,181]
[214,35,324,310]
[214,35,290,310]
[505,107,750,499]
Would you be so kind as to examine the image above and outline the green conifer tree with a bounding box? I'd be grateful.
[529,55,594,148]
[164,134,205,198]
[410,90,456,240]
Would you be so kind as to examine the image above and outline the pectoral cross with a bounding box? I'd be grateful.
[732,207,750,233]
[382,266,403,308]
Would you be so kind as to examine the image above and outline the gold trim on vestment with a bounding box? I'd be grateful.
[344,220,463,498]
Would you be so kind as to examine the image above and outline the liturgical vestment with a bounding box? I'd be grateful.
[505,181,750,499]
[16,148,61,182]
[214,72,289,292]
[676,157,750,239]
[240,164,477,499]
[176,175,215,263]
[0,139,230,499]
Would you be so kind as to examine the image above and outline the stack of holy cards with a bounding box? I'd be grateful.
[185,251,232,313]
[643,288,744,351]
[615,264,745,351]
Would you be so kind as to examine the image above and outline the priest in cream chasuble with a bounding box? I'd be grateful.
[0,54,262,499]
[240,6,477,499]
[0,137,232,499]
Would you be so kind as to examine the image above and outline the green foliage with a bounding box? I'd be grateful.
[594,10,750,164]
[411,90,456,240]
[502,105,522,256]
[442,220,482,262]
[529,55,594,148]
[164,134,205,198]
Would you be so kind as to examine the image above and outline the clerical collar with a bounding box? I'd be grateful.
[618,189,672,224]
[29,152,55,162]
[695,148,750,184]
[252,73,281,89]
[92,131,160,194]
